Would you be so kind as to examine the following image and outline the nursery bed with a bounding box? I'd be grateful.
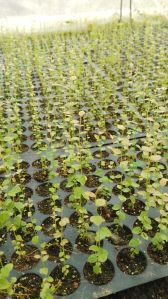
[0,18,168,299]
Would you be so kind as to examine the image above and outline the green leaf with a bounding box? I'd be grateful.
[8,185,21,197]
[40,281,54,299]
[35,226,41,231]
[89,245,99,252]
[0,279,11,290]
[59,217,69,227]
[13,215,22,227]
[0,264,13,278]
[88,254,97,264]
[0,212,10,227]
[141,232,149,240]
[132,227,142,234]
[116,210,125,220]
[99,176,110,183]
[40,267,48,275]
[73,186,83,198]
[122,188,130,193]
[47,276,54,283]
[112,204,120,211]
[32,236,39,244]
[96,227,112,241]
[95,169,104,176]
[83,191,96,200]
[76,174,87,185]
[150,155,161,162]
[93,263,101,274]
[95,198,106,207]
[129,238,141,248]
[90,215,105,226]
[98,250,108,263]
[158,223,167,231]
[111,148,122,155]
[14,202,24,211]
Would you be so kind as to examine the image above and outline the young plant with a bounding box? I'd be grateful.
[88,199,112,274]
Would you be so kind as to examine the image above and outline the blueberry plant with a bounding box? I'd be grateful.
[0,16,167,298]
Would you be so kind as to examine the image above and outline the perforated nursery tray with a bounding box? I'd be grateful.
[1,137,168,299]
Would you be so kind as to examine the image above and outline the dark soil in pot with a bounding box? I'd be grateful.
[0,176,5,186]
[85,175,101,188]
[11,245,40,271]
[87,132,97,142]
[32,159,50,169]
[21,204,35,220]
[46,238,73,261]
[36,182,53,197]
[12,171,31,184]
[69,211,92,228]
[98,159,116,170]
[92,188,111,202]
[108,224,132,246]
[76,231,102,254]
[116,248,147,275]
[20,134,28,142]
[10,224,35,243]
[12,273,42,299]
[105,120,112,128]
[0,291,7,298]
[50,264,80,296]
[13,161,30,171]
[60,179,79,192]
[106,130,117,139]
[12,187,33,202]
[150,162,167,172]
[133,218,159,238]
[117,156,131,164]
[82,163,96,174]
[83,259,115,285]
[55,156,64,165]
[64,194,86,207]
[0,191,5,202]
[31,142,46,151]
[15,143,29,153]
[57,166,71,177]
[135,140,145,150]
[37,197,61,214]
[28,125,45,132]
[29,133,45,141]
[147,242,168,264]
[0,253,7,268]
[106,170,125,183]
[14,126,26,133]
[112,185,134,197]
[98,204,117,222]
[0,165,6,175]
[137,179,154,191]
[0,227,7,245]
[93,150,109,159]
[33,169,49,182]
[136,151,147,160]
[41,216,62,236]
[122,199,145,216]
[23,187,33,200]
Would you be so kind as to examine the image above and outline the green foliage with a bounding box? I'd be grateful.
[0,17,167,293]
[0,264,16,293]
